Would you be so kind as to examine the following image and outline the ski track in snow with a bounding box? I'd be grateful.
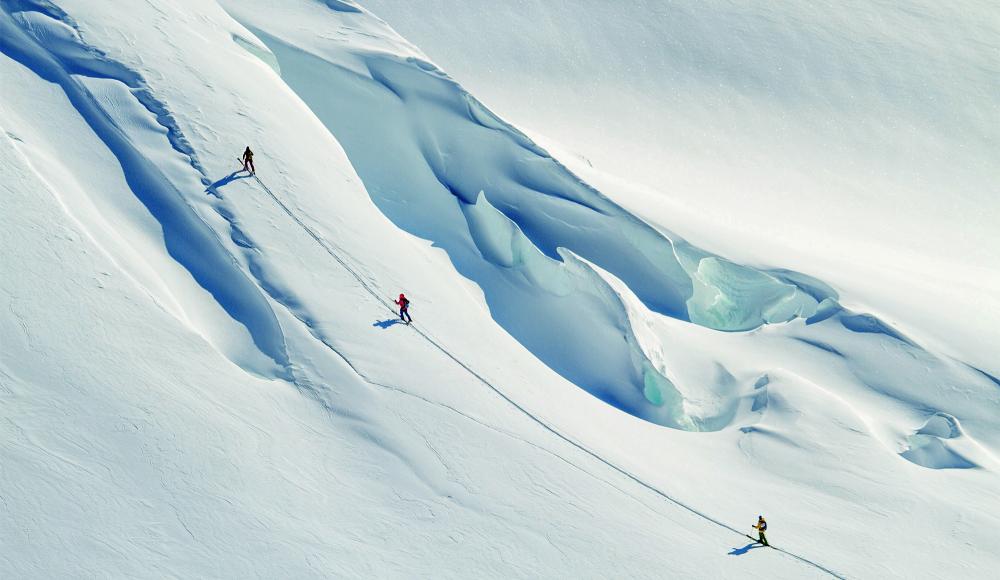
[3,0,997,577]
[248,172,845,578]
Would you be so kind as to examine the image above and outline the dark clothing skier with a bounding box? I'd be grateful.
[752,515,769,546]
[395,293,412,324]
[242,146,255,174]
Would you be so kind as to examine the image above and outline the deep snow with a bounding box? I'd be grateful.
[1,0,998,578]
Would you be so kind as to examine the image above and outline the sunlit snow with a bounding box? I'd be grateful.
[1,1,997,578]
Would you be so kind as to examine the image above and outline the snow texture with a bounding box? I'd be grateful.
[1,0,998,578]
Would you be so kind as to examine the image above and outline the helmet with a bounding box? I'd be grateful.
[399,293,406,299]
[758,515,764,519]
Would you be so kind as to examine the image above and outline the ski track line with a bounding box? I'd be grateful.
[249,172,845,579]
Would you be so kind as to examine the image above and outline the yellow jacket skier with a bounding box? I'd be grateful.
[752,515,769,546]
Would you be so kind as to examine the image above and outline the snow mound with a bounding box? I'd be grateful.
[901,413,985,470]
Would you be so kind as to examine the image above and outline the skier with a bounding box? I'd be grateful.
[394,293,412,324]
[242,146,255,174]
[752,515,769,546]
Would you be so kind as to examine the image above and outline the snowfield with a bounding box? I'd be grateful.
[1,0,997,578]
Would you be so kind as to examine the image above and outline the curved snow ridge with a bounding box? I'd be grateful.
[204,173,336,363]
[780,307,1000,461]
[364,47,1000,448]
[1,5,290,376]
[231,34,280,75]
[901,413,977,469]
[360,54,694,320]
[898,409,1000,471]
[462,191,694,429]
[683,254,830,331]
[7,3,210,183]
[241,22,1000,436]
[322,0,363,14]
[361,54,835,333]
[323,45,827,333]
[593,262,764,431]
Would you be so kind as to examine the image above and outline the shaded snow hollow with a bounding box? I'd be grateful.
[240,16,998,440]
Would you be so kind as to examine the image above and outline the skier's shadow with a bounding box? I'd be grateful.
[373,319,402,329]
[727,543,764,556]
[205,170,250,197]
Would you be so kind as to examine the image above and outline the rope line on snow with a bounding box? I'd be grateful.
[248,172,845,579]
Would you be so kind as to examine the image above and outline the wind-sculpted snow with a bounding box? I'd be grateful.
[357,0,1000,382]
[36,0,981,447]
[4,1,999,577]
[261,37,829,336]
[683,256,824,331]
[4,3,210,182]
[462,191,690,427]
[237,26,993,435]
[0,2,289,376]
[322,0,362,13]
[901,413,978,470]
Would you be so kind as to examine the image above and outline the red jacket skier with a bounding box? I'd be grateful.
[395,293,412,324]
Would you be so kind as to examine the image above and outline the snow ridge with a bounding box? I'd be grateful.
[2,2,290,375]
[242,19,1000,447]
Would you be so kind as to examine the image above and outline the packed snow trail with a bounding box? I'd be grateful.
[247,170,844,579]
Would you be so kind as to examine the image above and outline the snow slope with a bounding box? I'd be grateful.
[358,0,1000,372]
[1,0,998,578]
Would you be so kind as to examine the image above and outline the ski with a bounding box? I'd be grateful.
[745,534,772,548]
[236,157,255,175]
